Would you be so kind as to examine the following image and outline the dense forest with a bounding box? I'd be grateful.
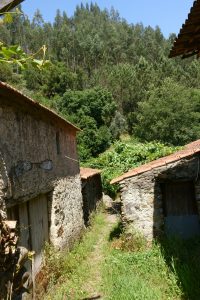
[1,3,200,161]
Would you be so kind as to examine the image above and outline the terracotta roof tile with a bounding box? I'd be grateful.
[185,140,200,149]
[111,140,200,184]
[80,167,102,180]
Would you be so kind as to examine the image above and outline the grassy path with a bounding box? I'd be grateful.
[45,205,200,300]
[45,206,119,300]
[81,213,118,299]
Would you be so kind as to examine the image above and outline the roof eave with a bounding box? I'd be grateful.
[111,145,200,184]
[0,81,81,132]
[0,0,24,14]
[169,0,200,59]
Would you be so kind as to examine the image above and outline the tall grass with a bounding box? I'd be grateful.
[160,237,200,299]
[102,243,182,299]
[102,227,200,300]
[37,211,200,300]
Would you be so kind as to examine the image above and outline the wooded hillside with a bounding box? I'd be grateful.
[1,3,200,160]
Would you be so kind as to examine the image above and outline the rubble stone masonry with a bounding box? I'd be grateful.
[119,156,200,241]
[0,96,84,249]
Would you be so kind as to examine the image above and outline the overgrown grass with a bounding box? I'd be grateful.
[160,237,200,299]
[109,223,148,252]
[38,211,106,299]
[38,212,200,300]
[102,225,181,300]
[102,224,200,300]
[102,244,182,300]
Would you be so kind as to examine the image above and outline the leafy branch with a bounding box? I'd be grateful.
[0,7,49,69]
[0,43,50,69]
[0,7,23,24]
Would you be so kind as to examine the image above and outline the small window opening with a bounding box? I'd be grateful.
[56,132,61,155]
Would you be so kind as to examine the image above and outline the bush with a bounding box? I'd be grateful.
[83,139,179,197]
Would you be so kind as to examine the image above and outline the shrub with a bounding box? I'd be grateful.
[83,139,180,197]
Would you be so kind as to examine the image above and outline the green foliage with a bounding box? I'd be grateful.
[0,42,49,69]
[0,7,49,69]
[0,8,22,24]
[57,87,117,160]
[1,3,200,159]
[109,111,127,140]
[58,87,116,126]
[84,139,179,196]
[133,78,200,145]
[42,63,83,97]
[0,62,12,81]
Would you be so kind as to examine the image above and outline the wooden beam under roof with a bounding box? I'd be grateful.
[0,0,24,14]
[169,0,200,59]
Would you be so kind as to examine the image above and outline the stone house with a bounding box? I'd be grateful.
[111,140,200,241]
[80,168,102,225]
[0,81,84,275]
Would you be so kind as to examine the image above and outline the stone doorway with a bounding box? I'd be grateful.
[161,181,200,238]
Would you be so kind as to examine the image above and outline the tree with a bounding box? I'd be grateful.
[133,78,200,145]
[0,4,49,69]
[57,88,117,160]
[1,2,200,153]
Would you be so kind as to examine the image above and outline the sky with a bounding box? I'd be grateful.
[22,0,194,38]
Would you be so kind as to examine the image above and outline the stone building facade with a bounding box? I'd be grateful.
[111,141,200,241]
[80,168,103,226]
[0,82,84,275]
[80,168,102,225]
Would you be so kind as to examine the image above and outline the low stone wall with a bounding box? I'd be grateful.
[81,174,102,225]
[50,175,84,249]
[119,156,200,241]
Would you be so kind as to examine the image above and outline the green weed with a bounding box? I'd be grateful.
[110,228,148,253]
[102,242,182,300]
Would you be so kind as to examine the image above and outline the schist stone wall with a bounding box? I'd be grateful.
[0,97,84,249]
[81,173,102,225]
[119,156,200,241]
[50,176,83,249]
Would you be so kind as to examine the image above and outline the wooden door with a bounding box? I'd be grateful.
[28,194,49,276]
[18,202,30,249]
[163,181,200,238]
